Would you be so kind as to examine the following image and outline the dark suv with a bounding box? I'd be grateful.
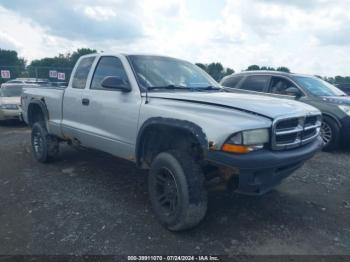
[220,71,350,151]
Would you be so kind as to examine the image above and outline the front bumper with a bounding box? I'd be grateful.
[206,136,323,195]
[0,108,22,121]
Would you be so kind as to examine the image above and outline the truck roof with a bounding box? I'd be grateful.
[80,53,187,61]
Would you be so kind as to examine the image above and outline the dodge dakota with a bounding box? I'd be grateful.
[22,54,323,231]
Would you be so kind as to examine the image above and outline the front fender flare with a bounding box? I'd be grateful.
[135,117,209,166]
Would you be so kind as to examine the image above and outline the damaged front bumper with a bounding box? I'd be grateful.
[206,136,323,195]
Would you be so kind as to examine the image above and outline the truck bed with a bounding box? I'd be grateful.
[22,86,65,136]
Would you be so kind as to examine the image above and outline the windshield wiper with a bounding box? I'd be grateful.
[189,86,223,91]
[147,84,223,92]
[147,84,190,91]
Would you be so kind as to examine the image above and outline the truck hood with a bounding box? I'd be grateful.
[0,96,21,105]
[149,92,320,119]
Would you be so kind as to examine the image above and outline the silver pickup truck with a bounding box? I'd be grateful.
[22,53,323,231]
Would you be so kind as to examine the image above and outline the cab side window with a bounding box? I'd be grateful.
[270,77,302,96]
[91,56,129,90]
[221,76,243,88]
[72,57,95,89]
[240,75,270,92]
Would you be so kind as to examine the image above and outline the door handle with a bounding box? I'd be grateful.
[82,98,90,106]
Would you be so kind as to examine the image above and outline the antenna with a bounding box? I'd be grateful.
[145,87,149,104]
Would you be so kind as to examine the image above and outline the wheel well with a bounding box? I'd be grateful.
[28,102,47,126]
[322,113,341,128]
[137,124,205,168]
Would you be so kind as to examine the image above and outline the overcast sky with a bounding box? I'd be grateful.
[0,0,349,76]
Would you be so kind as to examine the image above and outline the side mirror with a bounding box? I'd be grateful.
[101,76,131,92]
[285,87,302,98]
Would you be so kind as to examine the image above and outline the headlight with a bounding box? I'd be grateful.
[222,129,269,154]
[338,105,350,116]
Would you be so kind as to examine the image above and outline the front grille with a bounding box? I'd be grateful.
[303,128,317,140]
[272,114,321,150]
[276,133,298,144]
[305,116,318,126]
[276,118,299,130]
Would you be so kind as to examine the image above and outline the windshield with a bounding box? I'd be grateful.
[293,76,345,97]
[128,55,220,91]
[0,86,23,97]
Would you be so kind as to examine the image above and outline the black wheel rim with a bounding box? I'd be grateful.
[33,129,44,157]
[321,121,332,146]
[155,167,179,217]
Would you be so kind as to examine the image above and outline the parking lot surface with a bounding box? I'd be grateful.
[0,121,349,255]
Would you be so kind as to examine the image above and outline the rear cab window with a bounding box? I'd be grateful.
[72,56,95,89]
[240,75,270,92]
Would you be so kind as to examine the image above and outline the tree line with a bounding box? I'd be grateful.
[1,48,350,84]
[0,48,97,83]
[0,49,26,83]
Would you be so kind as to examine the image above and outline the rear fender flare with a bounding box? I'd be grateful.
[27,99,49,126]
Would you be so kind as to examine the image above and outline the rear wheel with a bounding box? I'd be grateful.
[31,121,59,163]
[148,150,207,231]
[321,116,339,151]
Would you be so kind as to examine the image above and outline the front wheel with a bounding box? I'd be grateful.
[148,150,207,231]
[321,116,339,151]
[31,121,59,163]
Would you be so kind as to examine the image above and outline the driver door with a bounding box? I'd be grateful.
[77,55,142,160]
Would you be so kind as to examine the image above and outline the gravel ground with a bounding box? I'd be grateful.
[0,120,349,255]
